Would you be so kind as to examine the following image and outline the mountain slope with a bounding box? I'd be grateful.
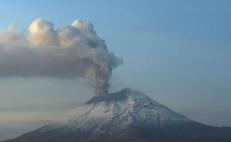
[65,88,192,132]
[3,88,231,142]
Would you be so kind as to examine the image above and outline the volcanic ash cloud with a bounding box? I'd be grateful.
[0,18,122,95]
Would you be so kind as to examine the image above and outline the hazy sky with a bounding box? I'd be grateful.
[0,0,231,140]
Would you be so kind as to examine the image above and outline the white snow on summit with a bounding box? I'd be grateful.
[62,88,191,134]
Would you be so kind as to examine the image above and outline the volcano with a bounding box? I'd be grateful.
[3,88,231,142]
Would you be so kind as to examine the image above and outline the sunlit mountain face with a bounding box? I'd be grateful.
[3,89,231,142]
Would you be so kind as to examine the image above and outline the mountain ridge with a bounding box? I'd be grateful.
[3,88,231,142]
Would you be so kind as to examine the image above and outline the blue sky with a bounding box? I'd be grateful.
[0,0,230,44]
[0,0,230,140]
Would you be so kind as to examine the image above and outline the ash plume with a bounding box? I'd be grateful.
[0,18,122,95]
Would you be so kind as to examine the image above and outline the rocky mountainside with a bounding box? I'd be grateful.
[3,88,231,142]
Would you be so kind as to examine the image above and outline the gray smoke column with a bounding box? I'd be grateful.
[0,18,122,95]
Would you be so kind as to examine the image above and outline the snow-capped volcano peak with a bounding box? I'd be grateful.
[65,88,191,133]
[5,88,231,142]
